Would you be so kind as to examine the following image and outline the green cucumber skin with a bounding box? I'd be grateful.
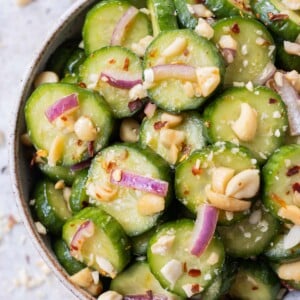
[52,239,86,275]
[262,144,300,221]
[217,209,250,226]
[147,219,225,297]
[144,29,225,112]
[70,169,89,213]
[25,83,114,166]
[251,0,300,41]
[173,0,198,29]
[229,260,281,300]
[63,207,131,275]
[63,48,86,76]
[34,180,72,235]
[203,86,288,163]
[147,0,178,35]
[205,0,252,18]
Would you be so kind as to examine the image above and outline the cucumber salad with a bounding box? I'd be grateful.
[22,0,300,299]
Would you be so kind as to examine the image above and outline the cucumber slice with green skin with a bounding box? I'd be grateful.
[147,0,178,36]
[229,260,281,300]
[63,48,86,77]
[144,29,225,112]
[70,169,89,213]
[203,86,288,163]
[212,16,275,86]
[128,0,147,8]
[173,0,198,29]
[251,0,300,41]
[201,257,238,300]
[175,142,258,214]
[147,219,225,297]
[276,38,300,73]
[83,0,152,55]
[60,74,79,84]
[110,261,183,299]
[139,110,207,166]
[131,227,156,256]
[80,46,143,118]
[262,144,300,223]
[38,163,81,186]
[25,83,113,166]
[34,179,72,235]
[217,202,279,258]
[264,227,300,263]
[62,207,131,277]
[217,209,250,226]
[52,239,86,275]
[86,143,172,236]
[205,0,252,18]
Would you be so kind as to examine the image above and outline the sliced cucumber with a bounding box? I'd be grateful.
[212,16,275,86]
[110,261,182,299]
[251,0,300,41]
[144,29,225,112]
[52,239,86,275]
[86,143,172,236]
[175,142,258,214]
[229,260,281,300]
[139,110,207,166]
[131,227,156,256]
[33,179,72,235]
[80,46,143,118]
[217,202,279,258]
[173,0,198,29]
[83,0,152,54]
[262,144,300,223]
[205,0,252,18]
[203,86,288,163]
[63,48,86,77]
[25,83,113,166]
[70,169,89,213]
[147,219,225,297]
[62,207,131,277]
[218,209,249,226]
[147,0,178,36]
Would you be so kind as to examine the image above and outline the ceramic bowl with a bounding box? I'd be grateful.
[10,0,98,298]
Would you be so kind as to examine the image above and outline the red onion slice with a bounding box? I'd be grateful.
[254,62,276,85]
[100,71,142,89]
[190,204,218,256]
[273,76,300,136]
[111,6,139,46]
[70,159,92,172]
[110,169,169,197]
[70,220,95,259]
[149,64,197,82]
[45,93,79,122]
[124,292,167,300]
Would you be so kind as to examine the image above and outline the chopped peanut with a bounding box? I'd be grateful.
[205,185,252,212]
[211,167,235,194]
[195,67,221,97]
[161,113,183,128]
[87,182,117,202]
[129,84,147,101]
[285,70,300,92]
[74,116,97,142]
[98,291,122,300]
[137,193,165,215]
[183,81,195,98]
[278,261,300,281]
[231,103,258,142]
[166,144,180,165]
[131,35,154,57]
[47,135,65,166]
[225,169,260,199]
[188,4,214,18]
[195,18,214,40]
[278,205,300,225]
[161,37,188,58]
[34,71,59,88]
[119,118,140,143]
[160,128,186,148]
[70,268,94,289]
[284,41,300,56]
[111,169,122,182]
[218,35,238,51]
[54,180,65,190]
[54,114,76,134]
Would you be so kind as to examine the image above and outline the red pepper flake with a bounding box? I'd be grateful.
[188,269,201,277]
[128,99,143,112]
[123,57,130,71]
[269,98,277,104]
[192,167,203,176]
[252,286,259,290]
[109,58,116,64]
[271,193,287,208]
[191,284,200,293]
[77,140,83,146]
[292,182,300,193]
[286,166,300,177]
[267,12,288,21]
[149,49,157,58]
[153,121,167,130]
[183,262,187,272]
[181,144,192,156]
[183,48,189,56]
[184,190,190,195]
[78,82,87,88]
[70,245,79,251]
[88,141,94,157]
[60,115,67,121]
[231,23,240,34]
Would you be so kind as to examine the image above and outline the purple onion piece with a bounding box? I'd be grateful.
[124,291,167,300]
[110,169,169,197]
[128,99,143,112]
[100,71,142,89]
[70,159,92,172]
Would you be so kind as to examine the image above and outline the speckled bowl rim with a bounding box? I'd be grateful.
[9,1,98,299]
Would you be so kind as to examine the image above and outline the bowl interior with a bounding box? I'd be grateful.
[10,0,99,299]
